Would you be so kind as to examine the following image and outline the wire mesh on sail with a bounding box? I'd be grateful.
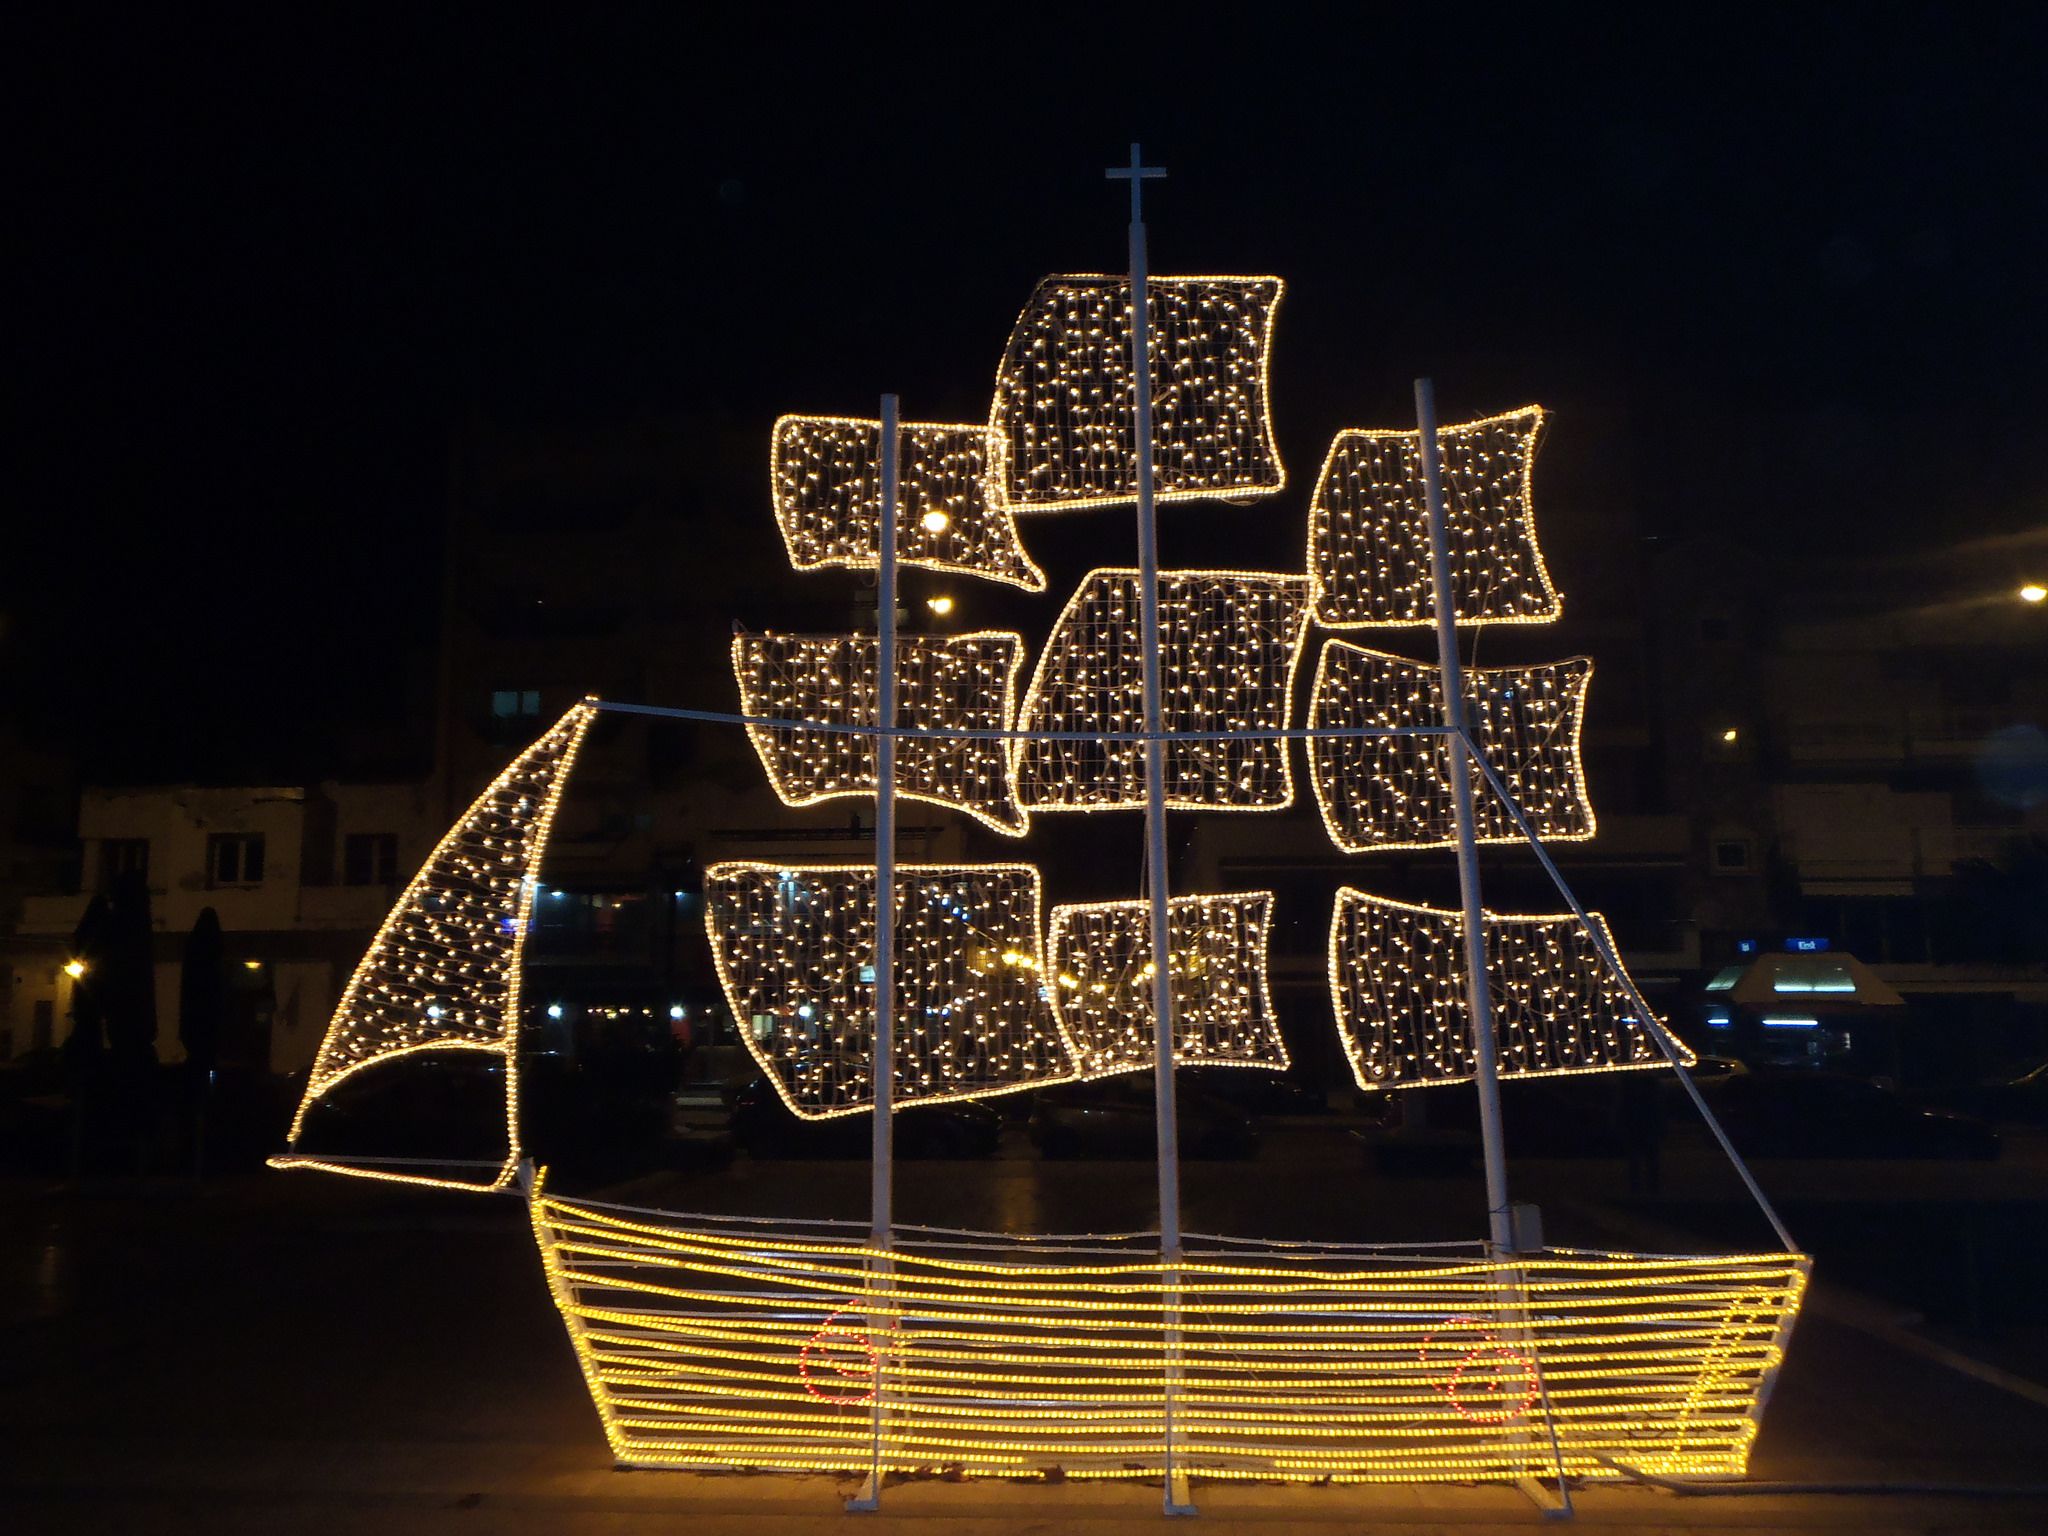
[1329,887,1692,1090]
[991,276,1285,512]
[1307,407,1560,629]
[279,700,596,1188]
[1308,641,1594,851]
[704,862,1072,1118]
[734,632,1029,836]
[769,414,1045,592]
[1014,569,1312,811]
[1049,891,1287,1075]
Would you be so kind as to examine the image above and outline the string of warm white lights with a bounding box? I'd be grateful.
[1049,892,1287,1076]
[991,276,1286,512]
[733,631,1030,836]
[1307,407,1561,629]
[769,414,1046,592]
[1328,888,1694,1091]
[1014,569,1313,811]
[275,701,596,1191]
[1308,641,1595,852]
[530,1188,1809,1482]
[703,862,1073,1119]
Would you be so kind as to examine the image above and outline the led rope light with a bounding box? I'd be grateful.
[1328,887,1695,1091]
[733,631,1030,836]
[991,276,1285,512]
[1049,891,1287,1075]
[532,1188,1808,1483]
[769,414,1046,592]
[1014,568,1312,812]
[273,701,596,1191]
[1308,641,1595,852]
[703,861,1073,1119]
[1307,407,1560,629]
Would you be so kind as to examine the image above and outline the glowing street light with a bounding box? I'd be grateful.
[926,595,955,617]
[63,959,87,980]
[2021,583,2046,604]
[919,509,950,535]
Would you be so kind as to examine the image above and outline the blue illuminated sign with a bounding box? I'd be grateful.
[1785,936,1830,953]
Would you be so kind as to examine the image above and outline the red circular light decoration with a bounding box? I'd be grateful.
[799,1308,879,1405]
[1448,1344,1539,1424]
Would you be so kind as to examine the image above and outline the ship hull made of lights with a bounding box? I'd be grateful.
[532,1187,1809,1484]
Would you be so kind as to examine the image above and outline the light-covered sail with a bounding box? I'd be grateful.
[705,862,1072,1119]
[1308,641,1594,851]
[1329,887,1692,1090]
[1049,891,1287,1075]
[1015,569,1312,811]
[991,275,1285,512]
[1307,407,1560,628]
[275,700,597,1190]
[734,631,1028,836]
[769,414,1046,592]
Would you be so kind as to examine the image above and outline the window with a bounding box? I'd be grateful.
[490,689,542,719]
[98,838,150,892]
[207,832,266,886]
[1713,839,1753,873]
[343,832,399,887]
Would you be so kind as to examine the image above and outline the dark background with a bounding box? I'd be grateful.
[8,4,2045,778]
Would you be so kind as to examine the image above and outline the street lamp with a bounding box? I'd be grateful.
[2021,583,2046,604]
[926,595,955,617]
[63,959,87,980]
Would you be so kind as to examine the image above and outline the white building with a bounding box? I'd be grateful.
[5,781,437,1072]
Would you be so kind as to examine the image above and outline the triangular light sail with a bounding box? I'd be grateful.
[769,414,1045,592]
[1050,891,1287,1075]
[991,275,1285,512]
[273,700,597,1190]
[1330,887,1693,1090]
[1307,407,1560,629]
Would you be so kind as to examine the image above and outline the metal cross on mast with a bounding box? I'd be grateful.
[1106,142,1197,1518]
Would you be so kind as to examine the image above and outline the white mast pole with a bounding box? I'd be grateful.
[1415,377,1516,1257]
[848,393,900,1513]
[1108,142,1194,1518]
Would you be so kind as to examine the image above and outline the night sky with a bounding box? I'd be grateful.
[9,6,2046,778]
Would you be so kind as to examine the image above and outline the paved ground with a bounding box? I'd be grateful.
[4,1125,2047,1533]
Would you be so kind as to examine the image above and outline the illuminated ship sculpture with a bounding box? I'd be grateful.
[273,151,1808,1514]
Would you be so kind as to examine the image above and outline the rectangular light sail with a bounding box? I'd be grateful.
[992,276,1285,512]
[704,862,1072,1119]
[1049,891,1287,1076]
[1307,407,1560,629]
[734,631,1029,837]
[1308,641,1594,852]
[1015,569,1312,811]
[769,414,1045,592]
[1330,887,1695,1090]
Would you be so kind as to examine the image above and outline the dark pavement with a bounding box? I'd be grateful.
[4,1124,2047,1533]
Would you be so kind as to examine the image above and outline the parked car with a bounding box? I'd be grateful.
[1180,1067,1329,1118]
[730,1076,1002,1159]
[1927,1060,2048,1129]
[1028,1074,1258,1160]
[1711,1071,2000,1160]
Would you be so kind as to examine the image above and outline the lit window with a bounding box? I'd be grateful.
[491,690,543,719]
